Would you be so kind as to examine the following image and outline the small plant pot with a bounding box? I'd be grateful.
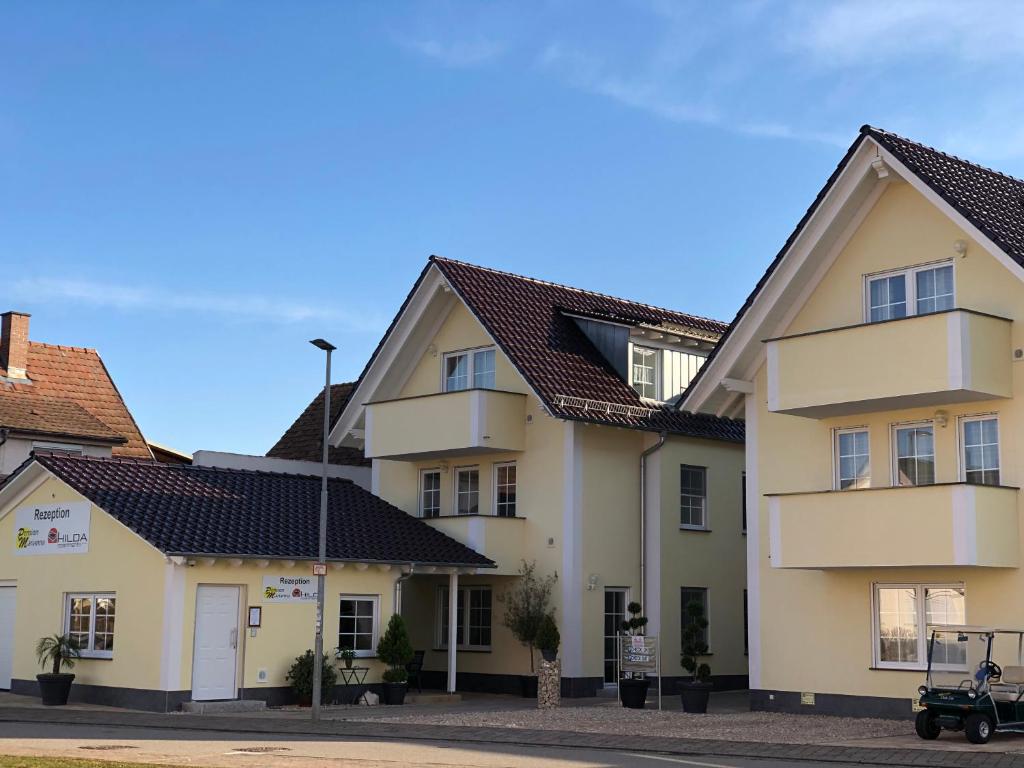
[619,677,650,709]
[344,659,353,670]
[679,681,713,714]
[382,682,407,705]
[540,649,557,663]
[37,673,75,706]
[519,674,538,698]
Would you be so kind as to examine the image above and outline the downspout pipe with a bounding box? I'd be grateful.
[640,432,667,614]
[394,563,415,615]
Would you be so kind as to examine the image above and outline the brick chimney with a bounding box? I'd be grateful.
[1,311,30,379]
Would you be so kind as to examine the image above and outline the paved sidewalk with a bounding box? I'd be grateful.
[2,704,1024,767]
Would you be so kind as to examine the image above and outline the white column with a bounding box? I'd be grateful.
[447,570,458,694]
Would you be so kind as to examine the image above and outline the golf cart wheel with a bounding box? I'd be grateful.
[915,709,940,740]
[965,713,993,745]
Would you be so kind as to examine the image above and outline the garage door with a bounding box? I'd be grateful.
[0,587,15,690]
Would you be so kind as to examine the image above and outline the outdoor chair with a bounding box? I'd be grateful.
[406,650,425,693]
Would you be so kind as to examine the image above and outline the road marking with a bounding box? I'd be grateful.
[624,753,737,768]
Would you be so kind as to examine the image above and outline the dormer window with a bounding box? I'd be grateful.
[443,346,496,392]
[631,345,660,400]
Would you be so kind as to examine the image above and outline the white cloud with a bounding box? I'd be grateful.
[10,277,384,331]
[402,38,506,68]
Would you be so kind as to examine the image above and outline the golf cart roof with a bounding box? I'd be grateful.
[930,625,1024,635]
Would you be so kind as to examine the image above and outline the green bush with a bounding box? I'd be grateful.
[680,600,712,683]
[620,602,648,636]
[535,613,560,653]
[382,667,408,683]
[376,614,414,682]
[286,649,337,704]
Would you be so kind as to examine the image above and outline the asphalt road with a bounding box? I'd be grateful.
[0,721,903,768]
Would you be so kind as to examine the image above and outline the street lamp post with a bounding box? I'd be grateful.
[309,338,336,722]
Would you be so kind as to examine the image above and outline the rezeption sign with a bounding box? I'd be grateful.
[14,501,91,555]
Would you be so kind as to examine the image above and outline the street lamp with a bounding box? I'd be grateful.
[309,337,336,721]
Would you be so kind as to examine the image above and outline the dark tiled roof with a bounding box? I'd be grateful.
[0,342,151,458]
[0,391,126,444]
[31,453,492,567]
[430,257,744,442]
[268,383,369,467]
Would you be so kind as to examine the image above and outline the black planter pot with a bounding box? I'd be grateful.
[679,681,713,714]
[519,674,538,698]
[382,682,407,705]
[540,649,557,663]
[37,673,74,706]
[619,677,650,709]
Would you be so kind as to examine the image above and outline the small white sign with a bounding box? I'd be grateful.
[262,575,317,603]
[14,502,91,556]
[312,563,327,576]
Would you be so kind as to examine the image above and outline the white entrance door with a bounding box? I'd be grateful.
[192,585,240,701]
[0,587,15,690]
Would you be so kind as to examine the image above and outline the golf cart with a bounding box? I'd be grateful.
[916,626,1024,744]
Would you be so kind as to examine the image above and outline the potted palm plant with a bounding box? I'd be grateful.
[35,634,82,706]
[679,599,712,713]
[618,602,650,709]
[377,614,414,705]
[503,560,557,698]
[536,613,560,662]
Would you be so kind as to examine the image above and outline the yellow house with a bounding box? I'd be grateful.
[330,257,747,696]
[684,125,1024,717]
[0,452,490,710]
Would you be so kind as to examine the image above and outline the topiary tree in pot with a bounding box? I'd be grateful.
[286,649,338,706]
[502,560,557,698]
[536,613,560,662]
[376,614,414,705]
[618,602,651,709]
[679,599,712,713]
[35,634,82,706]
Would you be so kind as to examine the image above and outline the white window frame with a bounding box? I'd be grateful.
[833,427,870,491]
[958,414,1002,486]
[454,465,481,516]
[442,346,496,392]
[863,260,955,323]
[419,468,442,518]
[871,583,966,671]
[493,461,517,518]
[891,421,936,487]
[436,584,493,651]
[338,594,380,658]
[680,464,707,530]
[63,592,116,659]
[630,344,661,401]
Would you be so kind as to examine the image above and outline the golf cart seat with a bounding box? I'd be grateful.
[990,665,1024,700]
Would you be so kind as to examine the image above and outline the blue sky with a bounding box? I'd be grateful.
[3,1,1024,455]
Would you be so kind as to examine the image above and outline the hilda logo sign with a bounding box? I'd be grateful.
[262,575,317,603]
[14,502,91,555]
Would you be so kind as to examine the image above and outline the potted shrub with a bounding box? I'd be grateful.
[679,599,713,714]
[618,602,650,709]
[376,614,414,705]
[286,649,337,706]
[338,646,356,670]
[35,634,81,706]
[536,613,560,662]
[503,560,557,698]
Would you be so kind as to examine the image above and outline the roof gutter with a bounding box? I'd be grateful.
[640,431,667,615]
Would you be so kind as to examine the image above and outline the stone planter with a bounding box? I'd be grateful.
[537,659,560,709]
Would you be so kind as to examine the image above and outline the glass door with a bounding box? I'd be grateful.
[604,588,628,685]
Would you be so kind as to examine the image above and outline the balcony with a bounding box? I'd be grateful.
[426,514,526,575]
[766,309,1012,418]
[364,389,527,461]
[767,483,1019,569]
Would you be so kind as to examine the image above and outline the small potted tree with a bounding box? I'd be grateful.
[36,634,81,706]
[377,614,414,705]
[502,560,557,698]
[286,649,337,706]
[618,602,650,709]
[338,646,355,670]
[679,599,712,713]
[536,613,560,662]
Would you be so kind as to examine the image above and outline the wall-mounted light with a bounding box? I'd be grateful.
[954,240,968,257]
[935,409,949,428]
[587,574,600,591]
[438,460,449,473]
[427,343,438,358]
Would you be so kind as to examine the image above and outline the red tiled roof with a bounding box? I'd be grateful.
[0,342,151,458]
[0,391,125,444]
[268,383,370,467]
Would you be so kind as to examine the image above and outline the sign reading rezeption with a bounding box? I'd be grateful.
[14,501,91,555]
[262,575,318,603]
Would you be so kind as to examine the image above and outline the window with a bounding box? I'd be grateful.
[680,465,707,529]
[631,345,660,400]
[64,593,116,658]
[894,423,935,486]
[874,584,965,669]
[455,467,480,515]
[443,347,496,392]
[865,262,954,323]
[681,587,709,649]
[834,429,869,490]
[494,462,517,517]
[437,586,492,650]
[420,469,441,518]
[962,416,1000,486]
[338,595,378,657]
